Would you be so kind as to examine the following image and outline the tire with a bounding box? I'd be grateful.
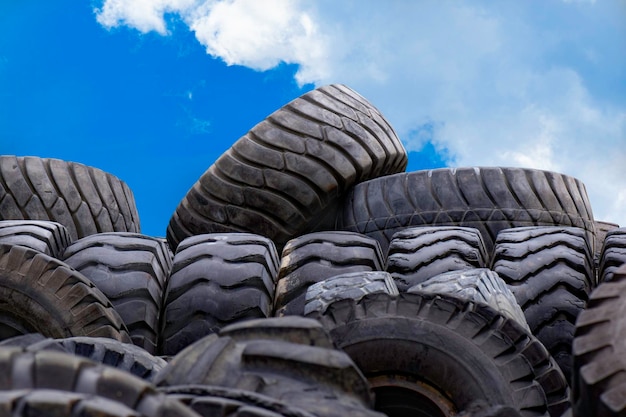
[160,233,279,356]
[0,156,140,240]
[0,220,72,258]
[274,231,384,316]
[166,84,408,251]
[492,226,594,383]
[0,347,199,417]
[597,227,626,282]
[155,317,383,417]
[386,226,489,291]
[572,265,626,417]
[0,244,130,342]
[337,167,595,253]
[306,292,570,417]
[593,220,619,268]
[408,268,530,332]
[62,233,172,354]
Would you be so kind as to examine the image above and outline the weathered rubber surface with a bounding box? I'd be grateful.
[307,292,570,417]
[0,347,199,417]
[303,271,399,316]
[0,220,72,258]
[593,220,619,267]
[597,227,626,283]
[338,167,595,253]
[63,233,172,355]
[160,233,279,356]
[161,385,317,417]
[386,226,489,291]
[457,400,523,417]
[0,156,140,241]
[155,318,383,417]
[166,84,408,251]
[0,244,130,342]
[408,268,530,332]
[274,231,384,316]
[492,226,594,383]
[572,264,626,417]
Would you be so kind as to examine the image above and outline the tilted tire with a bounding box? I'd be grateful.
[166,84,407,251]
[155,317,384,417]
[62,233,172,354]
[0,244,130,342]
[572,264,626,417]
[492,226,594,383]
[160,233,279,356]
[386,226,489,291]
[0,156,140,240]
[0,220,72,258]
[306,291,570,417]
[338,167,595,253]
[597,227,626,283]
[274,231,384,316]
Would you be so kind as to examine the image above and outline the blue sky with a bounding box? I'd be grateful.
[1,1,625,237]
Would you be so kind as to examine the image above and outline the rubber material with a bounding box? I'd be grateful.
[597,227,626,283]
[0,220,72,258]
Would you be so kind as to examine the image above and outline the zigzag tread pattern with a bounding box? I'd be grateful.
[0,220,72,258]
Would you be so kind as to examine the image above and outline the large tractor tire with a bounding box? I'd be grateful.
[0,219,72,258]
[166,84,407,251]
[597,227,626,283]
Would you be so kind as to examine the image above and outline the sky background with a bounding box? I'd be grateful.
[1,0,625,238]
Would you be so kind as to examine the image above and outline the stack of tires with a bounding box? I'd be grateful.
[0,84,623,417]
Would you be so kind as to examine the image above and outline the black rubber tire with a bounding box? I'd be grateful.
[0,244,130,342]
[306,292,570,417]
[492,226,594,383]
[0,156,140,241]
[160,233,279,356]
[337,167,595,254]
[571,264,626,417]
[597,227,626,283]
[303,271,399,317]
[274,231,384,316]
[408,268,530,332]
[0,347,199,417]
[155,317,383,417]
[62,233,172,354]
[166,84,408,251]
[593,220,619,268]
[386,226,489,291]
[0,220,72,258]
[457,401,523,417]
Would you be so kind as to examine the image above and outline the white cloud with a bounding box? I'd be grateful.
[95,0,626,224]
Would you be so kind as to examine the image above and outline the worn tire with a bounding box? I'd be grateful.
[597,227,626,283]
[155,317,383,417]
[274,231,384,316]
[386,226,489,291]
[593,221,619,268]
[0,244,130,342]
[338,167,595,253]
[166,84,407,251]
[62,233,172,354]
[0,220,72,258]
[492,226,594,383]
[160,233,279,356]
[0,156,140,240]
[307,292,570,417]
[572,264,626,417]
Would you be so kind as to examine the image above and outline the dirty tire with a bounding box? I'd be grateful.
[597,227,626,283]
[0,156,140,241]
[593,220,619,267]
[160,233,279,356]
[0,244,130,342]
[274,231,384,316]
[386,226,489,291]
[0,347,199,417]
[0,220,72,258]
[408,268,530,332]
[572,264,626,417]
[492,226,594,383]
[166,84,408,251]
[338,167,595,253]
[307,292,570,417]
[155,318,383,417]
[304,271,399,317]
[62,233,172,354]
